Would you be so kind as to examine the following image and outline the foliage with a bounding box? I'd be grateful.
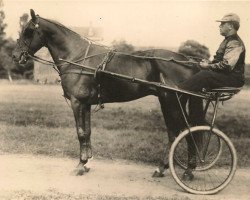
[246,64,250,75]
[111,39,135,53]
[245,64,250,85]
[0,10,6,47]
[0,40,16,71]
[14,13,34,79]
[19,13,29,28]
[19,13,29,34]
[0,5,8,78]
[0,9,34,80]
[178,40,210,60]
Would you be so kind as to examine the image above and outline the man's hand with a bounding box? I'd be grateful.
[199,59,210,69]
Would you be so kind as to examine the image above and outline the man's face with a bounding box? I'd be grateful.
[219,22,232,36]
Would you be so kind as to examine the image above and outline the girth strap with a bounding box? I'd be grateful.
[94,50,115,78]
[94,50,116,110]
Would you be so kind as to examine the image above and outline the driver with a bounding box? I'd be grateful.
[162,13,246,181]
[181,13,245,180]
[180,13,245,92]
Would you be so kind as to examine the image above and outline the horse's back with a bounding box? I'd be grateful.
[133,49,198,86]
[132,49,189,61]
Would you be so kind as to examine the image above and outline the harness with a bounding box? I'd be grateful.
[25,50,201,111]
[18,15,202,112]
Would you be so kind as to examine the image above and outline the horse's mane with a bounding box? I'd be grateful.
[40,17,82,37]
[39,16,109,49]
[38,16,201,70]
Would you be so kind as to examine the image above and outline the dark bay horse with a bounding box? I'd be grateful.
[12,9,202,176]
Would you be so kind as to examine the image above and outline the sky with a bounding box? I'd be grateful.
[2,0,250,62]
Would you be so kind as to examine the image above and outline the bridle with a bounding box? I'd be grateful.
[17,15,47,63]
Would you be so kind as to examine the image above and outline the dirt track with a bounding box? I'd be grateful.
[0,154,249,200]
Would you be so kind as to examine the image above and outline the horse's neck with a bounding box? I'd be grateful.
[47,38,89,64]
[42,23,90,64]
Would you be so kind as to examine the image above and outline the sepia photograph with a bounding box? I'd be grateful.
[0,0,249,199]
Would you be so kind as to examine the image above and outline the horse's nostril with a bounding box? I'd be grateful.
[12,54,19,62]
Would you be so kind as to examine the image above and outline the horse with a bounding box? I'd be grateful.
[12,9,203,177]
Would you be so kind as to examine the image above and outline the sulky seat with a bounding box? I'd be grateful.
[202,87,242,101]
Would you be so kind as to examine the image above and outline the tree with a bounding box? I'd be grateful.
[0,5,6,47]
[0,6,34,81]
[0,0,6,46]
[17,13,34,80]
[178,40,210,60]
[19,13,29,33]
[0,2,9,80]
[111,40,135,53]
[1,37,16,80]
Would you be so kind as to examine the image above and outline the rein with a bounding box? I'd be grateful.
[30,51,200,70]
[27,48,201,113]
[19,14,201,75]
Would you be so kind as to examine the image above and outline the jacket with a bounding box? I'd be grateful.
[210,34,245,81]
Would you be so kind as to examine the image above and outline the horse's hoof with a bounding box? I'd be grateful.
[75,168,85,176]
[152,169,165,178]
[83,165,90,173]
[182,170,194,181]
[72,165,90,176]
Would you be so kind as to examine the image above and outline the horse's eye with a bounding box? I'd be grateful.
[24,28,34,37]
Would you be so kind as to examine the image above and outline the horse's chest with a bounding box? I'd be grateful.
[61,76,97,101]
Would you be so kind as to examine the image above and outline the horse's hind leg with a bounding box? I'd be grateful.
[182,97,204,180]
[153,93,177,177]
[70,96,92,175]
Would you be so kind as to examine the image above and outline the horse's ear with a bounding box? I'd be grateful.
[30,9,37,21]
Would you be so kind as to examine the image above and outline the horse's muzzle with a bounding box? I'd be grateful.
[12,51,29,65]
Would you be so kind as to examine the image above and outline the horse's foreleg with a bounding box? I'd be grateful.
[71,96,92,175]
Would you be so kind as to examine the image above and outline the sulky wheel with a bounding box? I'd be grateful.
[169,126,237,195]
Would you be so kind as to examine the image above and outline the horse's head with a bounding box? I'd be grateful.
[12,9,45,64]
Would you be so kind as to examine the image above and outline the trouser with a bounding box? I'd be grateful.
[167,70,244,169]
[176,69,244,128]
[179,69,244,92]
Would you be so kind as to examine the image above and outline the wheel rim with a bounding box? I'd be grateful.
[169,126,237,195]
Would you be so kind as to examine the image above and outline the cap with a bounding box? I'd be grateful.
[216,13,240,23]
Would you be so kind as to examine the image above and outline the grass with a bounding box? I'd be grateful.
[0,82,249,167]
